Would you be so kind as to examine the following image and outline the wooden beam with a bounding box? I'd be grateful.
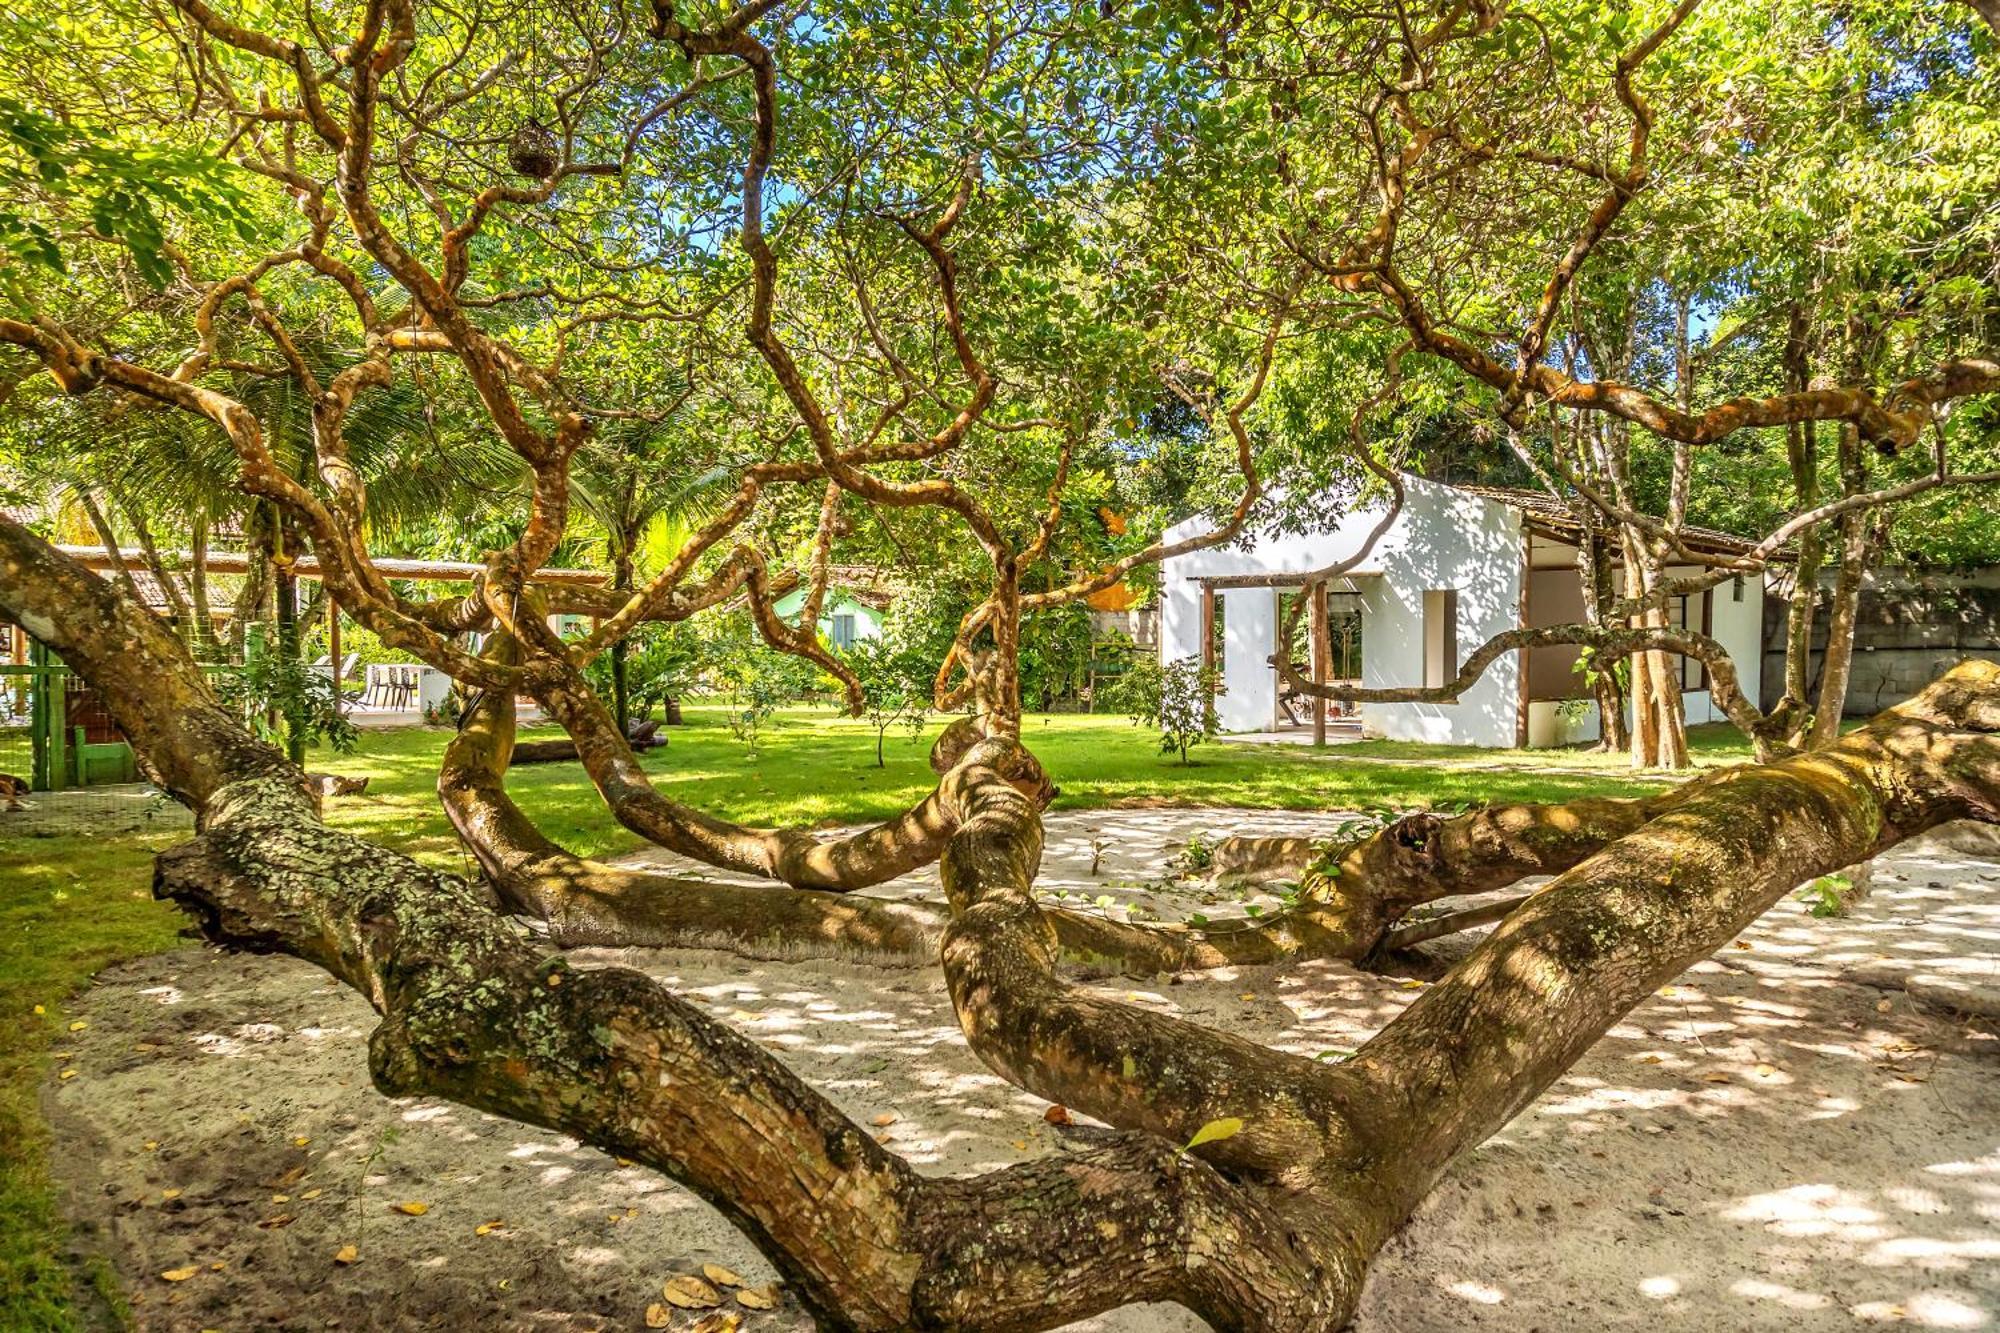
[1196,569,1380,590]
[327,596,343,718]
[1516,532,1532,748]
[1310,584,1329,746]
[52,545,609,588]
[1200,584,1216,677]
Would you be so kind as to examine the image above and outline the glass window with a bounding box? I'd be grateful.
[830,613,857,650]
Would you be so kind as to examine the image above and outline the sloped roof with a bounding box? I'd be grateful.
[1447,483,1776,559]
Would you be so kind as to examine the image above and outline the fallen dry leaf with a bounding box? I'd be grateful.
[159,1267,199,1283]
[702,1263,743,1288]
[1043,1104,1072,1126]
[663,1274,722,1309]
[291,1136,310,1148]
[693,1313,744,1333]
[333,1245,359,1266]
[1753,1063,1780,1079]
[475,1220,506,1237]
[68,1021,87,1032]
[272,1194,291,1204]
[257,1214,296,1230]
[58,1069,76,1081]
[644,1304,672,1329]
[392,1201,429,1217]
[160,1189,182,1201]
[1701,1071,1731,1084]
[736,1285,779,1311]
[299,1189,323,1201]
[869,1112,898,1128]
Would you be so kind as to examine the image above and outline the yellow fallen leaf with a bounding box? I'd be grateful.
[644,1304,672,1329]
[475,1220,505,1237]
[393,1201,429,1217]
[161,1189,182,1201]
[58,1069,76,1081]
[1638,1054,1663,1064]
[663,1274,722,1309]
[299,1189,323,1201]
[68,1021,87,1032]
[1399,979,1426,989]
[32,1004,44,1015]
[1238,992,1256,1001]
[272,1194,291,1204]
[702,1263,743,1288]
[694,1313,744,1332]
[1753,1063,1780,1078]
[1010,1139,1028,1151]
[736,1285,779,1311]
[160,1267,199,1282]
[292,1136,310,1147]
[869,1112,898,1128]
[1701,1072,1731,1084]
[143,1141,158,1152]
[333,1245,359,1265]
[210,1262,226,1271]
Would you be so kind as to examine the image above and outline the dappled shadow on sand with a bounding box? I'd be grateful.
[42,810,1999,1332]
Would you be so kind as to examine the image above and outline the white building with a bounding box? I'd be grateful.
[1158,476,1766,748]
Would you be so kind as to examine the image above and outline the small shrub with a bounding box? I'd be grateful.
[1119,655,1219,764]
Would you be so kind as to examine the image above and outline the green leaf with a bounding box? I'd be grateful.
[1185,1116,1243,1151]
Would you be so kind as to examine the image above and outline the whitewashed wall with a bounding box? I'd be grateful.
[1159,476,1525,746]
[1683,571,1764,725]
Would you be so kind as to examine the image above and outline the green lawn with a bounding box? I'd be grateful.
[0,702,1714,1328]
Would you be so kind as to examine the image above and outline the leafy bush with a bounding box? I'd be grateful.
[1117,655,1218,764]
[214,652,357,754]
[846,637,932,766]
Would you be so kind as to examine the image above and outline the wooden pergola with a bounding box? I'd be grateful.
[54,545,609,709]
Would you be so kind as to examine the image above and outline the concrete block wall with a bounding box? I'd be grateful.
[1760,568,2000,715]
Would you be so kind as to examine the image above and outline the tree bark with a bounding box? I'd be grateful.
[1810,420,1873,748]
[10,514,2000,1333]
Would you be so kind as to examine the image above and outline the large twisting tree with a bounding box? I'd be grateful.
[2,0,1998,1326]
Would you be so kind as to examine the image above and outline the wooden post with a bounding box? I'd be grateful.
[1199,583,1216,676]
[327,596,343,717]
[1516,534,1532,749]
[1310,583,1329,746]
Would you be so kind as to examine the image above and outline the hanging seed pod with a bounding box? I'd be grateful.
[508,119,559,179]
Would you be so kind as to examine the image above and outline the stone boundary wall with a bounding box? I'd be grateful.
[1760,567,2000,716]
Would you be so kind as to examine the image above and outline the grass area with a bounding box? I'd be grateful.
[0,831,182,1329]
[0,701,1698,1326]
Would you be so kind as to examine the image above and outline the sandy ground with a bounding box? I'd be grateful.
[40,808,2000,1332]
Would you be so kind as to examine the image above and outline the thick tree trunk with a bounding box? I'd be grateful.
[1577,529,1629,751]
[9,515,2000,1333]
